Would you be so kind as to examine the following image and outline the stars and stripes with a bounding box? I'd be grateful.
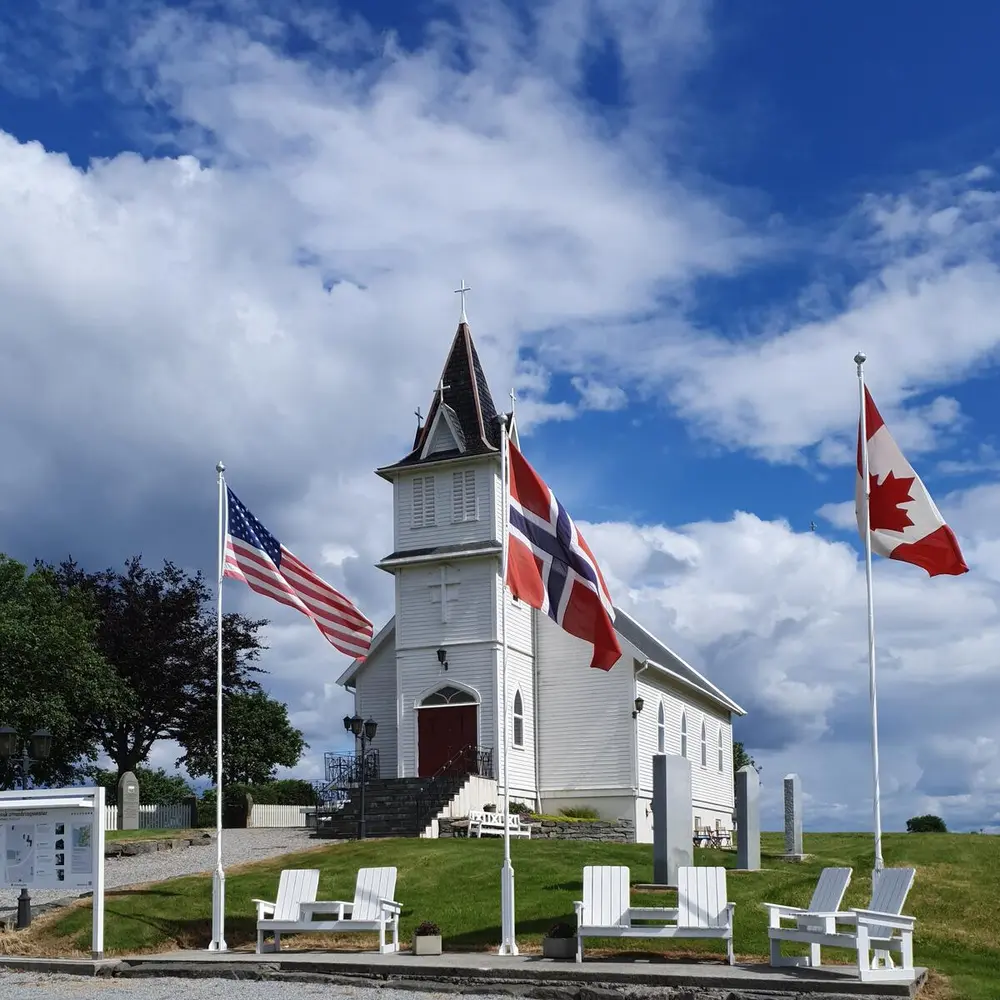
[506,440,621,670]
[223,486,373,658]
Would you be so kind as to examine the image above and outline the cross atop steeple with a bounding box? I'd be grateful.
[437,377,451,400]
[454,279,471,324]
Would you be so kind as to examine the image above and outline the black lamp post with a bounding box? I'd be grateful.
[343,714,378,839]
[0,725,53,930]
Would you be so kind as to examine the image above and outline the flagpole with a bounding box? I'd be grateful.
[209,461,228,952]
[855,353,884,881]
[498,412,517,956]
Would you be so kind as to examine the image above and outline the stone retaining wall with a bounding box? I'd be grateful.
[439,817,635,842]
[104,833,212,857]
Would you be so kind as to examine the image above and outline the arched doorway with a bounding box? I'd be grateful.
[416,685,478,777]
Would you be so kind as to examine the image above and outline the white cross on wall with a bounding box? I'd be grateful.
[428,566,461,623]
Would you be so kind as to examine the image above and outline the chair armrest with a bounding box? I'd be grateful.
[302,899,351,919]
[573,901,584,920]
[379,898,402,915]
[852,908,916,930]
[252,898,275,919]
[800,909,855,922]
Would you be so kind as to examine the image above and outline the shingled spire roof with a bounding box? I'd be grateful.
[379,321,502,475]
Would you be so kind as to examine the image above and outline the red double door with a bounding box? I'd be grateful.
[417,705,477,777]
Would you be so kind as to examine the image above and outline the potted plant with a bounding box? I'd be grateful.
[413,920,443,956]
[542,921,576,959]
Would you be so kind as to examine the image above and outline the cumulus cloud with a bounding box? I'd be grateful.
[2,0,1000,833]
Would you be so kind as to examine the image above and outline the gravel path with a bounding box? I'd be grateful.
[0,829,321,917]
[0,973,499,999]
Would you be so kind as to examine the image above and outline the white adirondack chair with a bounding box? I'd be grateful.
[255,866,402,954]
[762,867,853,968]
[573,865,735,964]
[767,866,917,983]
[254,868,320,953]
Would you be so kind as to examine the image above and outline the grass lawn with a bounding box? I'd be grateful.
[105,829,206,842]
[11,832,1000,1000]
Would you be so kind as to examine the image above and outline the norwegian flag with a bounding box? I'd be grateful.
[506,440,622,670]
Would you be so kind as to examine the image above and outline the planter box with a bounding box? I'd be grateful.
[542,936,576,960]
[413,934,442,956]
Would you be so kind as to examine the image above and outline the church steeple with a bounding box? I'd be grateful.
[380,291,501,474]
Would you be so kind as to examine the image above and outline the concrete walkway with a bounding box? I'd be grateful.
[0,949,928,998]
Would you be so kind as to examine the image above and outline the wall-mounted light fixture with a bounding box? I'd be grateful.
[437,647,449,671]
[632,696,644,719]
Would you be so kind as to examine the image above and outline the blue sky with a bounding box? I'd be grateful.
[2,0,999,833]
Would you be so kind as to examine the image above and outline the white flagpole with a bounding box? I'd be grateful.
[498,411,517,956]
[209,461,228,952]
[854,353,885,882]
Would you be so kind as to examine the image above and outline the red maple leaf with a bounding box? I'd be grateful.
[869,470,915,533]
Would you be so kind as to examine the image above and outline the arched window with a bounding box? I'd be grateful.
[717,727,724,772]
[656,702,665,753]
[512,689,524,748]
[680,712,687,758]
[420,685,477,706]
[700,721,708,767]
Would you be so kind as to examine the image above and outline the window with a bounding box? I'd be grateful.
[656,702,665,753]
[452,469,477,522]
[420,685,476,706]
[680,712,687,758]
[700,721,707,767]
[412,476,436,528]
[512,689,524,748]
[718,727,724,772]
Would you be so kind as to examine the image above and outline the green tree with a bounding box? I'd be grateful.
[0,555,123,788]
[85,764,194,804]
[906,814,947,833]
[733,740,760,775]
[178,689,306,786]
[49,556,268,779]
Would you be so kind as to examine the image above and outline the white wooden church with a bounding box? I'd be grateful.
[338,313,746,843]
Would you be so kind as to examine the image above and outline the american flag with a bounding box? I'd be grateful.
[223,486,373,659]
[506,440,621,670]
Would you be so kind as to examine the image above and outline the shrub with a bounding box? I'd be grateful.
[509,801,532,814]
[415,921,440,936]
[906,814,947,833]
[559,805,600,820]
[547,921,575,939]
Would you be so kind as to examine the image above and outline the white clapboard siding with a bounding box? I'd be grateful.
[104,803,193,830]
[248,804,316,828]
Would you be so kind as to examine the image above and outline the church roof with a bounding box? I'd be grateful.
[377,321,501,477]
[613,608,746,716]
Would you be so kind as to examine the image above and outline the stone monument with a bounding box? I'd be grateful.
[783,772,804,860]
[117,770,140,831]
[652,753,693,886]
[735,764,760,870]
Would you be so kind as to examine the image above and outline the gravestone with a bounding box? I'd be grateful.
[783,772,804,859]
[735,764,760,870]
[652,753,692,886]
[117,770,140,831]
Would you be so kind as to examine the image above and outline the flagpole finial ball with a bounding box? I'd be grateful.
[498,414,508,427]
[854,352,867,366]
[216,461,225,473]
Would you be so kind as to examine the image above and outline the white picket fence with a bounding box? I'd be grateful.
[248,804,315,828]
[104,803,194,831]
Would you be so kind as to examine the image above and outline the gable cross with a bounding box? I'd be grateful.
[414,406,424,428]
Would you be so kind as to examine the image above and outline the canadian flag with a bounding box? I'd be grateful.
[856,387,968,577]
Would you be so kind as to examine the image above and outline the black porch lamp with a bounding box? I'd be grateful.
[632,697,644,719]
[363,717,378,741]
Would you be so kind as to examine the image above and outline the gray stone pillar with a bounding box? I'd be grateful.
[783,772,804,859]
[652,753,693,886]
[735,764,760,870]
[117,771,140,831]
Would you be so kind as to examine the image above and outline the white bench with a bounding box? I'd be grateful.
[255,866,402,954]
[574,865,734,964]
[468,810,531,838]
